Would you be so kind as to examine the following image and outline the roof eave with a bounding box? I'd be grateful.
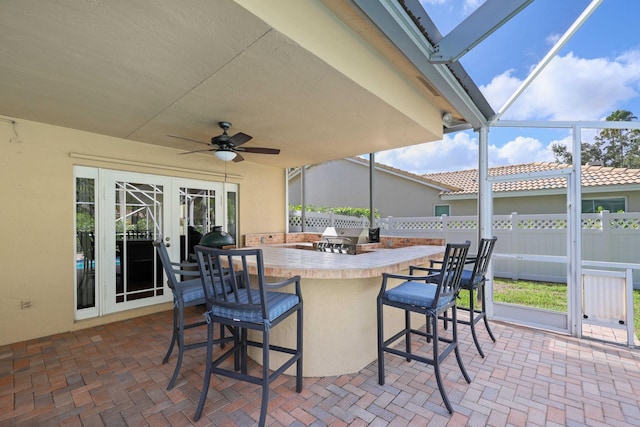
[351,0,495,130]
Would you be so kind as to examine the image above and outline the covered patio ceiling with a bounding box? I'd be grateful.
[0,0,496,169]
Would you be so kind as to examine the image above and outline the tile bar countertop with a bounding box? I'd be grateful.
[254,244,445,279]
[239,244,447,377]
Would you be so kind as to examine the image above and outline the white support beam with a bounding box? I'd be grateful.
[493,0,604,121]
[493,119,640,129]
[569,125,582,338]
[430,0,533,64]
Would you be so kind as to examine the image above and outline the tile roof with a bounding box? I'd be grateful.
[422,162,640,196]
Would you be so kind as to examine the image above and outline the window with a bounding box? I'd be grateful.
[581,198,626,213]
[76,173,97,314]
[434,204,450,216]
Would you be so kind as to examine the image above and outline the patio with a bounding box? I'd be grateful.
[2,307,640,426]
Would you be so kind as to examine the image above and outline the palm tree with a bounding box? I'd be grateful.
[595,109,639,167]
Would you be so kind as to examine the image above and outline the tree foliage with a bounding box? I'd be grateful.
[551,109,640,167]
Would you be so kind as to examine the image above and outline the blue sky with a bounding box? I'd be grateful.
[375,0,640,174]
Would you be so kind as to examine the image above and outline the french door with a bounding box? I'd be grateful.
[74,167,236,319]
[102,171,172,313]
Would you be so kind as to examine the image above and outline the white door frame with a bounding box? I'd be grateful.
[74,167,237,318]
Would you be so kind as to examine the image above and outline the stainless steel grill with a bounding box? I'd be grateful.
[317,227,370,255]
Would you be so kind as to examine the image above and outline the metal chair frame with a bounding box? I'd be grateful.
[416,237,497,357]
[193,246,303,426]
[153,239,208,389]
[377,241,471,414]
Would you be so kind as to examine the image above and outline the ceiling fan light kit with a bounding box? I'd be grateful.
[214,150,237,161]
[169,121,280,162]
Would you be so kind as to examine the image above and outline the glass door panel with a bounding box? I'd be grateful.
[75,174,97,313]
[226,189,238,244]
[115,181,164,303]
[179,187,217,262]
[174,180,236,260]
[104,172,171,313]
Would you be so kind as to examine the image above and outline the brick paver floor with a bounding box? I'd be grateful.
[1,306,639,426]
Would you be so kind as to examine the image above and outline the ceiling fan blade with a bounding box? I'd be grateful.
[178,148,216,155]
[232,152,245,162]
[167,134,208,145]
[228,132,252,147]
[235,147,280,155]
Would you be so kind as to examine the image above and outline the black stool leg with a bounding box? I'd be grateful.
[452,306,471,383]
[166,302,184,390]
[194,320,215,421]
[259,329,270,427]
[431,313,453,414]
[404,310,411,361]
[479,285,496,342]
[468,287,485,358]
[377,297,386,385]
[296,308,303,392]
[163,304,178,365]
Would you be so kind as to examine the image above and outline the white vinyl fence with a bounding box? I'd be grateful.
[289,210,371,231]
[289,210,640,287]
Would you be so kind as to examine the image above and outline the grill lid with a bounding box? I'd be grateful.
[320,227,369,245]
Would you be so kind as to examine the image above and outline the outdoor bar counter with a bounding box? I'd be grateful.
[242,243,445,377]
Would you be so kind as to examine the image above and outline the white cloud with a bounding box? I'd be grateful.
[477,69,521,113]
[377,132,564,174]
[490,136,556,165]
[376,132,478,174]
[378,48,640,174]
[546,33,561,45]
[482,50,640,120]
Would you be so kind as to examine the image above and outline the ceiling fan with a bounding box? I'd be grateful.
[168,121,280,162]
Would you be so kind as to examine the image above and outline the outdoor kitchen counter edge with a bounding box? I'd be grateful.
[250,244,446,280]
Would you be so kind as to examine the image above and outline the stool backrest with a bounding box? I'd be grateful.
[194,246,270,318]
[153,239,199,290]
[468,237,497,285]
[433,241,470,308]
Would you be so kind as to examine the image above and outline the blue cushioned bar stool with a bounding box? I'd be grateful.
[377,241,470,414]
[193,246,303,426]
[415,236,498,357]
[153,239,209,390]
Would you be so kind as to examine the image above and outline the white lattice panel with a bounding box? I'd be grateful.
[610,217,640,229]
[582,218,602,229]
[517,218,566,229]
[493,219,512,230]
[446,219,477,229]
[394,221,440,230]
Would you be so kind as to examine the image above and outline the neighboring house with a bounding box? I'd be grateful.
[290,159,640,216]
[288,157,457,217]
[426,162,640,215]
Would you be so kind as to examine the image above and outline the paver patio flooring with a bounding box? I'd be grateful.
[1,306,640,426]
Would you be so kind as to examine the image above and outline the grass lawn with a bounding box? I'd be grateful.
[457,278,640,341]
